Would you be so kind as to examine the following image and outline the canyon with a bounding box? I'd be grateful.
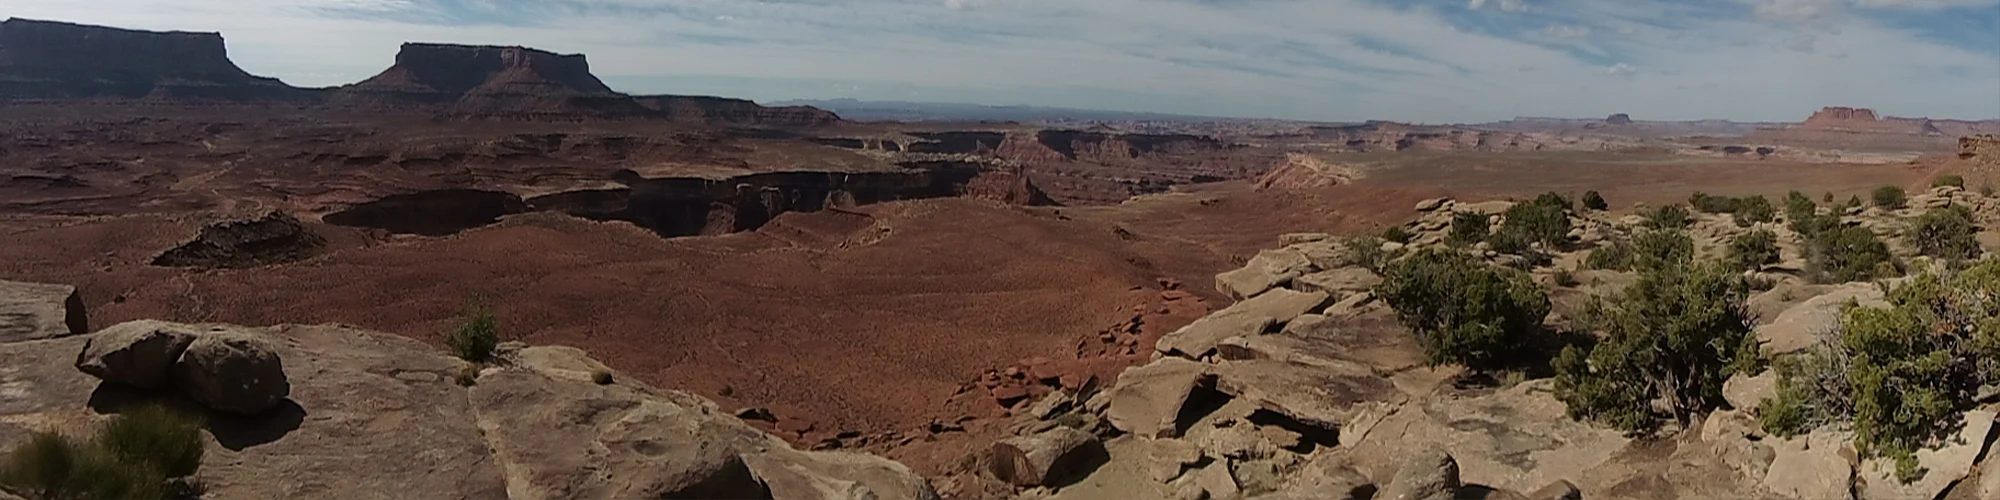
[1,15,1996,500]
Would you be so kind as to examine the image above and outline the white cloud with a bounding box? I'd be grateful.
[4,0,1995,122]
[1543,24,1591,39]
[1854,0,2000,8]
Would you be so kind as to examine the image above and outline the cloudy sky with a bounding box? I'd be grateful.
[8,0,1999,122]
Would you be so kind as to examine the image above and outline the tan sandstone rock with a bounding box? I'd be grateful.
[1105,358,1210,439]
[990,426,1103,487]
[1380,450,1459,500]
[171,327,291,414]
[74,319,198,389]
[0,280,86,343]
[1859,410,1995,500]
[1215,248,1314,300]
[1756,282,1886,355]
[1156,288,1329,359]
[1761,428,1855,500]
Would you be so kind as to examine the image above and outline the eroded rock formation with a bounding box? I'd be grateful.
[152,211,327,269]
[331,43,649,118]
[0,18,310,101]
[634,95,842,128]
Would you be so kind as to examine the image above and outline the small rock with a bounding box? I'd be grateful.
[1027,393,1073,420]
[990,426,1102,487]
[992,384,1030,405]
[1379,450,1459,500]
[171,329,291,414]
[734,407,777,422]
[1415,198,1449,212]
[75,320,199,389]
[1526,480,1581,500]
[1380,241,1406,253]
[1193,462,1240,499]
[1723,371,1777,411]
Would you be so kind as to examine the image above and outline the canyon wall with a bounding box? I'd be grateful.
[0,18,310,101]
[632,95,842,128]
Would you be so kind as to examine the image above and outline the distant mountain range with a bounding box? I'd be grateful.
[765,98,1250,123]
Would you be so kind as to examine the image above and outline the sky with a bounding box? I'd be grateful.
[7,0,2000,123]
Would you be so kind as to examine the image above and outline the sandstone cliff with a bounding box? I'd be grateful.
[1799,106,1947,135]
[331,43,648,117]
[0,18,310,101]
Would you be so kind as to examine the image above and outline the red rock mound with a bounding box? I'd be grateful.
[332,43,647,118]
[0,18,310,101]
[1255,153,1356,190]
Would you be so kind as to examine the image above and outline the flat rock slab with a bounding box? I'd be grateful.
[1209,358,1401,432]
[1860,410,1995,500]
[1291,268,1382,297]
[1217,310,1425,374]
[1762,428,1854,500]
[1215,247,1315,300]
[0,280,85,343]
[1156,288,1329,359]
[1756,282,1886,355]
[1105,358,1210,439]
[1343,380,1630,494]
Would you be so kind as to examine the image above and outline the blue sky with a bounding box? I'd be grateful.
[9,0,1999,122]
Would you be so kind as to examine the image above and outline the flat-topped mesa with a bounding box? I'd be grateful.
[332,42,653,117]
[0,18,309,100]
[1799,105,1945,135]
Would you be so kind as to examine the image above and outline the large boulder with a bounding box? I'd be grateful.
[0,280,86,343]
[1761,428,1855,500]
[1209,358,1403,432]
[74,319,198,389]
[1156,288,1330,358]
[1105,358,1210,439]
[1215,247,1315,300]
[171,328,291,414]
[1379,450,1460,500]
[990,426,1103,487]
[1340,380,1630,494]
[1721,371,1776,412]
[1756,282,1886,355]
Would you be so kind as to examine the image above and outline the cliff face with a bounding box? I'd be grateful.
[1799,106,1948,135]
[631,95,842,128]
[332,43,649,117]
[0,18,310,100]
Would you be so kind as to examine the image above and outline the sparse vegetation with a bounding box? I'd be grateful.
[1733,196,1775,227]
[447,304,501,363]
[1554,269,1580,287]
[1643,204,1691,230]
[1872,185,1907,209]
[1934,175,1965,188]
[1374,248,1551,370]
[1496,194,1573,248]
[1582,191,1608,211]
[1585,240,1634,271]
[1629,229,1695,273]
[1823,192,1836,203]
[1727,229,1780,271]
[1554,255,1760,432]
[1805,225,1899,283]
[455,364,480,387]
[1910,205,1979,261]
[1982,184,1995,197]
[1448,212,1491,247]
[1342,236,1395,273]
[1381,226,1414,245]
[1761,263,2000,482]
[1,404,204,500]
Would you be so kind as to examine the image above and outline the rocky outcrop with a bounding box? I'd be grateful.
[171,329,291,415]
[1604,113,1633,125]
[152,211,327,269]
[633,95,841,128]
[1253,153,1357,191]
[2,279,938,500]
[1798,106,1946,135]
[1963,134,2000,160]
[0,18,312,101]
[0,280,85,343]
[963,165,1058,206]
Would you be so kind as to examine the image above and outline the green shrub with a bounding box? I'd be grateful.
[1374,248,1551,369]
[1759,350,1851,437]
[96,405,203,478]
[1847,195,1864,209]
[1342,236,1394,273]
[1630,229,1695,273]
[1788,191,1815,212]
[1582,191,1608,211]
[1873,185,1907,209]
[1934,175,1965,188]
[1733,196,1775,227]
[1586,241,1634,271]
[1727,230,1781,271]
[0,404,204,500]
[447,305,501,363]
[1500,200,1572,248]
[1381,226,1414,245]
[1531,192,1573,211]
[1823,192,1836,203]
[1689,192,1737,213]
[1555,259,1759,431]
[1448,212,1491,246]
[1910,206,1979,260]
[1644,205,1691,230]
[1806,226,1899,283]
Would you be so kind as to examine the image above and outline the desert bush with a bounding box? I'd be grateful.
[1532,192,1573,211]
[96,405,203,479]
[1689,192,1736,213]
[1582,191,1608,211]
[1630,229,1695,273]
[1910,206,1979,260]
[448,305,501,363]
[1806,226,1899,283]
[1727,230,1780,271]
[0,404,203,500]
[1586,240,1634,271]
[1935,175,1966,188]
[1374,248,1551,369]
[1381,226,1414,245]
[1847,195,1864,209]
[1733,196,1775,227]
[1643,204,1691,230]
[1823,192,1836,203]
[1873,185,1907,209]
[1758,264,2000,482]
[1555,258,1760,432]
[1499,199,1572,248]
[1448,212,1491,246]
[1342,236,1394,273]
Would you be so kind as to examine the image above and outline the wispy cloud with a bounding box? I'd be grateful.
[7,0,1998,122]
